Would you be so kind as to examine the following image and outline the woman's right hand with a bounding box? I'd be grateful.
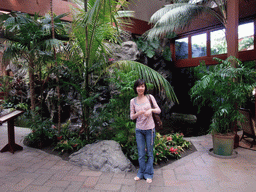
[132,110,145,120]
[138,110,145,116]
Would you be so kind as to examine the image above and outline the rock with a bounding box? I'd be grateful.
[109,41,140,61]
[69,140,136,173]
[170,113,197,124]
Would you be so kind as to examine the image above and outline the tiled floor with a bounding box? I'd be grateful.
[0,123,256,192]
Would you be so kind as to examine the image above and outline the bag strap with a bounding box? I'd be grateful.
[147,95,155,145]
[147,95,154,109]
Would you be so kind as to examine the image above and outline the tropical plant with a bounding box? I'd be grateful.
[0,12,69,113]
[90,69,138,157]
[147,0,228,39]
[53,120,88,154]
[190,56,256,134]
[67,0,179,141]
[154,132,190,164]
[0,75,12,101]
[24,115,56,148]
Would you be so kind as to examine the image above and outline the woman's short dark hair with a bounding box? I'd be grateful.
[134,79,147,94]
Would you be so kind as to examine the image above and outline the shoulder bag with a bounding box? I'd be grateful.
[147,95,163,131]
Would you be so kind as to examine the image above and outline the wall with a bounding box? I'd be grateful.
[0,0,76,21]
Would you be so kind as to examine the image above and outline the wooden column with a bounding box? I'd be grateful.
[226,0,239,148]
[170,39,176,62]
[206,31,211,57]
[188,35,192,59]
[226,0,239,58]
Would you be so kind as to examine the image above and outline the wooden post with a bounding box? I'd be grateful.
[226,0,239,148]
[226,0,239,58]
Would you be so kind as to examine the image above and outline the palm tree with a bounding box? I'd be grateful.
[0,12,69,113]
[147,0,228,39]
[69,0,178,140]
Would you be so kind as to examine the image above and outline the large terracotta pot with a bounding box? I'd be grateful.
[212,133,235,156]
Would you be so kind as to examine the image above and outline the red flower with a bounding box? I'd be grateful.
[167,137,172,141]
[169,147,178,153]
[156,153,159,156]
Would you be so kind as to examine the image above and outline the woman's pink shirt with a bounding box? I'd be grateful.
[130,94,161,130]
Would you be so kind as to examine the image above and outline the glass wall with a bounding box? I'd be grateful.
[191,33,207,58]
[175,37,188,60]
[175,21,255,60]
[210,29,227,55]
[238,22,254,51]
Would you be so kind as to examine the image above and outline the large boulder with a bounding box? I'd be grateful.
[69,140,136,173]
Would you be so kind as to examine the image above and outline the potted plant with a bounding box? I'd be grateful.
[190,56,256,156]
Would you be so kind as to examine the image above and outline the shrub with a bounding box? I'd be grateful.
[153,132,190,164]
[24,116,57,148]
[53,121,89,154]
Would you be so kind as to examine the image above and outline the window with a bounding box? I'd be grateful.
[211,29,227,55]
[175,38,188,60]
[238,22,254,51]
[174,21,255,63]
[191,33,207,58]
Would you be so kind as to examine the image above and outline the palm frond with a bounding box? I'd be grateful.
[44,39,64,50]
[149,3,189,24]
[108,60,179,103]
[149,1,226,38]
[157,4,207,27]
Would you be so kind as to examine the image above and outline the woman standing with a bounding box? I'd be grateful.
[130,79,161,184]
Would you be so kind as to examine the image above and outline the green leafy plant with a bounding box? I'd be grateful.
[0,76,12,101]
[153,132,190,165]
[90,69,138,157]
[53,120,89,154]
[0,12,69,112]
[24,116,56,148]
[190,56,256,134]
[15,103,29,111]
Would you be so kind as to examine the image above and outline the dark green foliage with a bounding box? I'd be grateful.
[24,116,56,148]
[90,69,138,159]
[53,121,89,154]
[190,57,256,134]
